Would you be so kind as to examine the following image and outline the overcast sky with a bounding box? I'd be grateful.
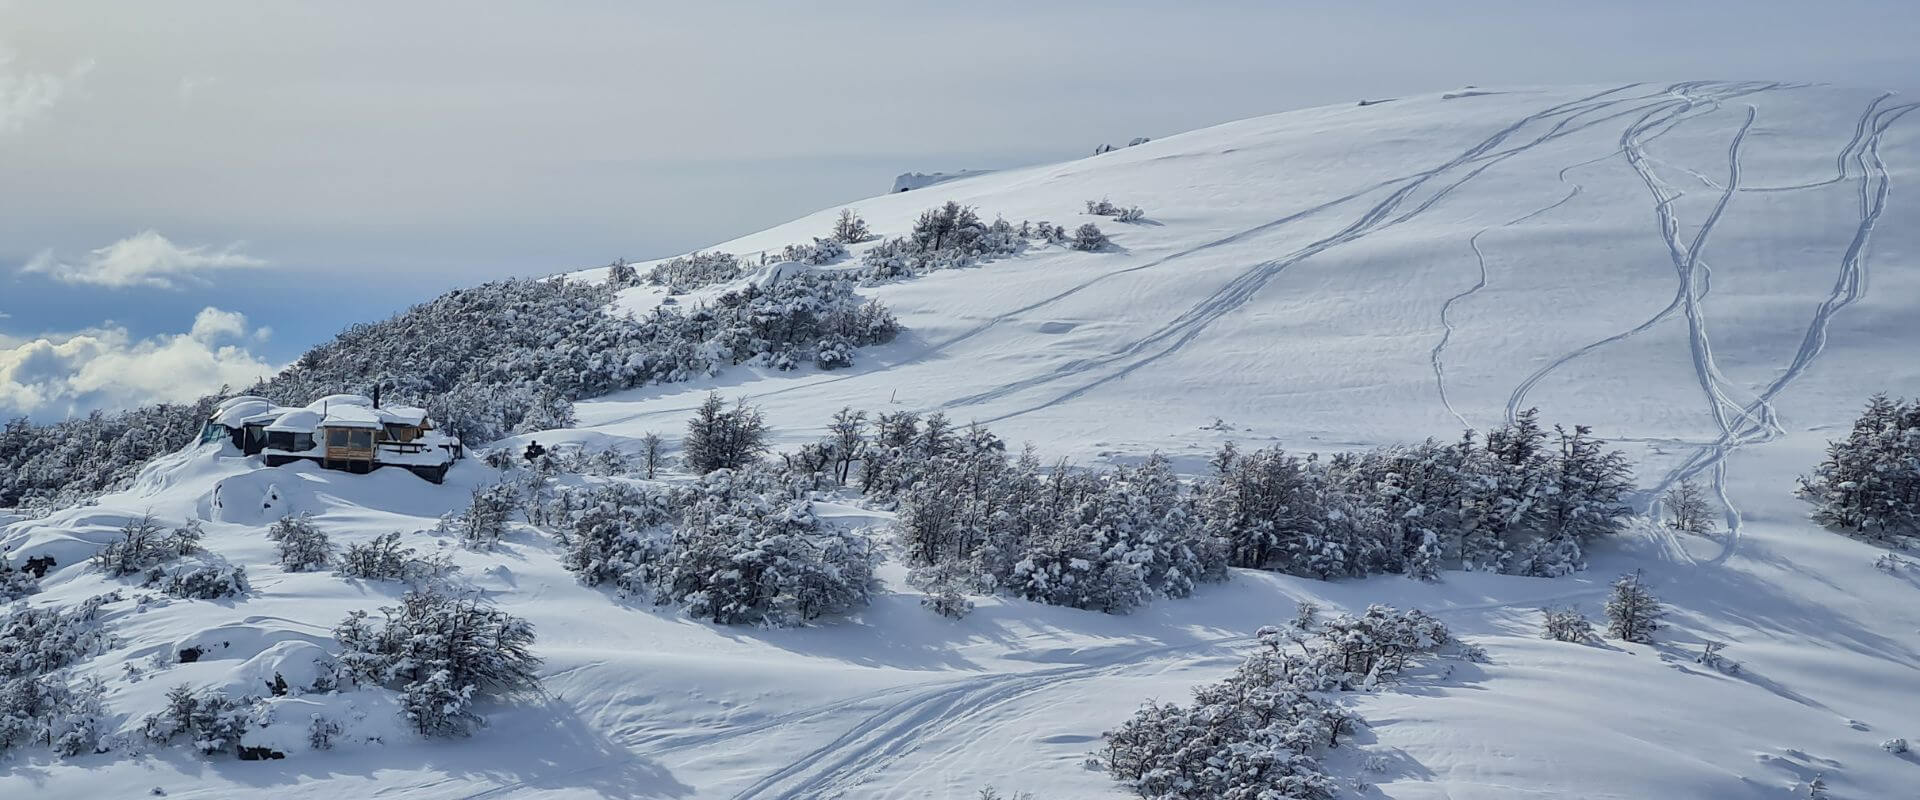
[3,0,1917,421]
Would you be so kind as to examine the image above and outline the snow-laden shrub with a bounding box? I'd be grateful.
[0,593,116,680]
[830,208,873,244]
[1604,572,1662,643]
[268,514,332,572]
[1085,198,1145,222]
[0,673,109,757]
[657,471,876,627]
[1884,737,1909,755]
[782,237,847,265]
[1801,394,1920,538]
[308,714,344,750]
[1541,606,1594,643]
[867,412,1225,614]
[142,684,256,756]
[1071,222,1109,251]
[648,251,744,292]
[910,562,975,620]
[683,392,769,474]
[1203,409,1633,580]
[0,560,38,602]
[1101,626,1353,800]
[1102,610,1454,799]
[440,483,519,550]
[1664,479,1716,535]
[333,589,541,738]
[605,259,640,289]
[859,202,1026,283]
[143,557,249,600]
[556,482,679,595]
[338,532,454,584]
[93,515,203,578]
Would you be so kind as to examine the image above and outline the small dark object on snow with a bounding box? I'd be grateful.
[23,555,56,578]
[178,646,204,664]
[268,673,289,697]
[523,440,547,463]
[238,746,286,760]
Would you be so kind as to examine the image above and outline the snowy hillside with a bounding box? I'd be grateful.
[8,81,1920,799]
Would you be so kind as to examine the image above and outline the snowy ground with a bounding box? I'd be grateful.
[7,81,1920,798]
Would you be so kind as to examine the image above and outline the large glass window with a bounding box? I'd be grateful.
[349,430,374,449]
[328,429,348,447]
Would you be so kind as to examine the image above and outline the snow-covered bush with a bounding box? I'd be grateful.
[556,481,678,595]
[1101,628,1348,800]
[0,593,116,680]
[859,201,1026,283]
[1604,572,1662,643]
[830,208,873,244]
[782,237,847,265]
[874,411,1227,614]
[910,562,975,620]
[640,431,668,479]
[1202,410,1633,580]
[93,515,203,578]
[683,392,769,474]
[647,250,744,292]
[657,471,876,626]
[0,674,108,757]
[308,714,344,751]
[440,483,519,550]
[1071,222,1109,251]
[1884,737,1909,755]
[605,259,640,289]
[268,514,333,572]
[1085,198,1145,222]
[0,560,38,602]
[333,589,541,737]
[1541,607,1594,643]
[142,684,256,756]
[1664,479,1715,535]
[1102,610,1453,799]
[339,532,454,584]
[143,557,249,600]
[1801,394,1920,539]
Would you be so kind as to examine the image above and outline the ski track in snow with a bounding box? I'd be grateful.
[1431,185,1584,431]
[939,84,1691,423]
[1648,99,1918,565]
[722,585,1615,800]
[584,86,1664,433]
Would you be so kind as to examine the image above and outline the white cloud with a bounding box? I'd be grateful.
[20,230,268,289]
[0,308,277,421]
[0,46,89,137]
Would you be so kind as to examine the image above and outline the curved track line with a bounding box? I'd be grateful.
[1432,185,1584,431]
[944,87,1687,422]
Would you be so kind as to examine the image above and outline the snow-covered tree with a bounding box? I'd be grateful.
[1802,394,1920,538]
[441,483,519,550]
[339,531,453,584]
[1604,572,1662,643]
[1664,479,1716,535]
[1541,606,1594,643]
[831,208,873,244]
[268,514,333,572]
[657,473,875,626]
[683,392,770,474]
[640,431,668,479]
[1071,222,1109,251]
[333,589,541,737]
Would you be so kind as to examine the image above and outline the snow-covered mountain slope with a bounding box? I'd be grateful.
[9,81,1920,799]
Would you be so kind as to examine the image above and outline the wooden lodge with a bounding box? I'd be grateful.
[200,394,463,483]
